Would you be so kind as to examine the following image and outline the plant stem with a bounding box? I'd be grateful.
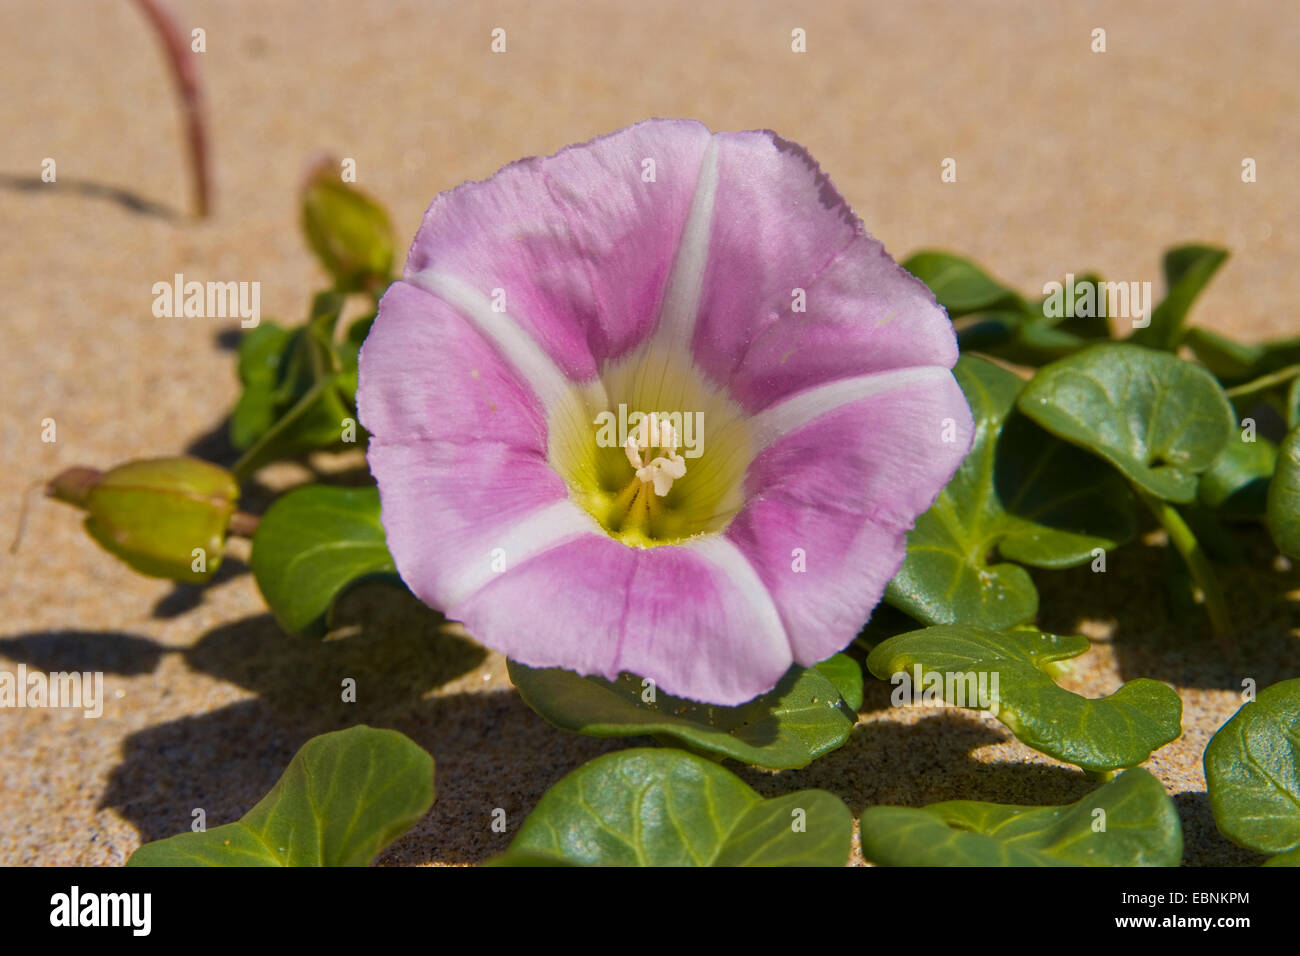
[1137,488,1234,649]
[1225,363,1300,400]
[226,511,261,538]
[230,377,333,482]
[132,0,210,217]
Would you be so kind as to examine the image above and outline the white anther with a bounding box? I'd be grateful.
[624,413,687,496]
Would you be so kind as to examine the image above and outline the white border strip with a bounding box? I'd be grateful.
[408,269,586,416]
[652,136,720,347]
[685,534,790,655]
[442,499,601,607]
[746,366,948,452]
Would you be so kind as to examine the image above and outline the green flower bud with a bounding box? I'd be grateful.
[301,158,395,293]
[49,457,240,583]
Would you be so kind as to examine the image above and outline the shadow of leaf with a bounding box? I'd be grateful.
[732,707,1098,818]
[0,631,168,676]
[0,173,177,219]
[1033,528,1300,690]
[1174,791,1266,867]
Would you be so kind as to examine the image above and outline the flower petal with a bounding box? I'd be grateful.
[403,118,714,382]
[357,281,548,447]
[724,233,960,411]
[448,533,792,706]
[366,437,598,617]
[724,370,975,664]
[688,130,958,412]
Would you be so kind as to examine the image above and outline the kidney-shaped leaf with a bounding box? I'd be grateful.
[866,625,1183,771]
[252,484,400,636]
[1205,677,1300,857]
[494,748,852,866]
[508,655,861,770]
[887,356,1136,629]
[1018,343,1235,502]
[860,768,1181,866]
[128,725,434,866]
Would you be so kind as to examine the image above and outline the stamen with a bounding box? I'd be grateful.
[623,412,687,497]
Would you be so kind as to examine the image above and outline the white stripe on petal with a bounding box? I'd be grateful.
[684,534,790,655]
[618,137,721,414]
[408,268,607,415]
[654,136,720,346]
[442,499,601,607]
[746,365,950,452]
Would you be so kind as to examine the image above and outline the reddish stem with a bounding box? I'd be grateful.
[131,0,210,217]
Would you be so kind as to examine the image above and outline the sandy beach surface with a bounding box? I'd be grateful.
[2,0,1298,866]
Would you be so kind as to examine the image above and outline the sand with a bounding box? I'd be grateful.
[1,0,1297,866]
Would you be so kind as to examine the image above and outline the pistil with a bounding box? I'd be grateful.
[607,413,688,535]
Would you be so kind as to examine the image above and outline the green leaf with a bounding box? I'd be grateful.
[75,457,239,583]
[508,654,860,770]
[1263,847,1300,867]
[866,624,1183,771]
[1184,326,1269,382]
[127,725,434,866]
[956,273,1113,367]
[1205,678,1300,856]
[903,251,1025,317]
[301,160,395,293]
[813,653,864,711]
[1183,327,1300,393]
[1129,244,1227,351]
[959,313,1096,368]
[495,748,852,866]
[230,321,294,449]
[886,356,1136,629]
[860,768,1181,866]
[1018,343,1235,502]
[1288,378,1300,430]
[1267,426,1300,558]
[1042,273,1122,340]
[1197,434,1276,520]
[230,293,356,477]
[251,485,399,636]
[334,311,377,405]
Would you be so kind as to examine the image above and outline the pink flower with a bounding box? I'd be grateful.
[357,119,972,705]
